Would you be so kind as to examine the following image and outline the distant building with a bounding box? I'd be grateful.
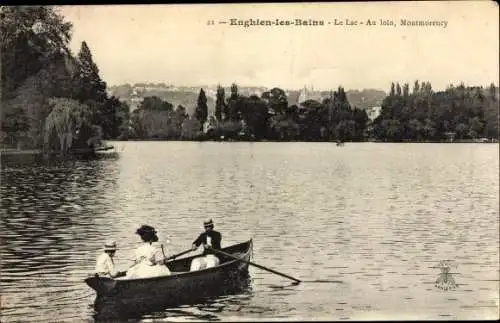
[444,132,456,142]
[206,89,217,100]
[129,95,142,112]
[365,106,382,121]
[203,115,217,134]
[297,85,325,105]
[286,90,300,106]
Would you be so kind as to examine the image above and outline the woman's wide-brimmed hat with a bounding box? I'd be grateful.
[136,225,157,236]
[104,240,117,251]
[204,219,214,228]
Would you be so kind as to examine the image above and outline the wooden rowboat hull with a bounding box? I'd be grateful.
[85,239,253,309]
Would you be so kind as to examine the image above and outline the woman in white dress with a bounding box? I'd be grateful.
[124,225,172,279]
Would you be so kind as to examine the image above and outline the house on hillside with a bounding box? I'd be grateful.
[297,85,326,105]
[129,94,142,112]
[203,115,217,134]
[365,106,382,121]
[286,91,300,106]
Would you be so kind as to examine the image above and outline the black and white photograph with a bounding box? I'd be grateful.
[0,2,498,322]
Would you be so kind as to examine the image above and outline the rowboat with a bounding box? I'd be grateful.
[85,239,253,311]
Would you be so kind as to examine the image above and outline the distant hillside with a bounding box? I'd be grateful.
[108,85,215,116]
[142,89,216,116]
[288,88,387,109]
[108,83,387,115]
[109,84,133,98]
[345,89,387,109]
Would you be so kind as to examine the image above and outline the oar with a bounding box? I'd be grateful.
[164,248,194,262]
[206,246,301,285]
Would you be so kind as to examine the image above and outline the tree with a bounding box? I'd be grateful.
[396,83,402,96]
[390,82,396,96]
[116,101,131,140]
[1,97,30,147]
[227,83,240,121]
[483,83,499,139]
[402,83,410,97]
[335,119,356,141]
[422,118,436,140]
[195,88,208,127]
[128,96,177,139]
[267,87,288,115]
[43,97,94,154]
[352,107,369,141]
[101,96,130,139]
[130,97,175,139]
[140,96,173,111]
[455,123,469,139]
[298,99,325,141]
[230,83,238,100]
[239,95,270,140]
[468,116,484,138]
[171,105,188,138]
[407,118,423,141]
[0,6,122,149]
[330,87,353,138]
[488,83,498,101]
[385,119,402,141]
[2,71,51,148]
[71,41,114,140]
[422,81,432,95]
[74,41,107,103]
[0,6,77,148]
[215,85,226,121]
[181,117,202,140]
[129,110,146,139]
[413,80,420,95]
[0,6,73,101]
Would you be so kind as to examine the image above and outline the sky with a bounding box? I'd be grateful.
[59,2,499,91]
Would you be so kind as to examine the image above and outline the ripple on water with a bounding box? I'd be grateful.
[1,142,498,321]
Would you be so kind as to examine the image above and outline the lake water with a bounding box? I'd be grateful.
[1,142,499,322]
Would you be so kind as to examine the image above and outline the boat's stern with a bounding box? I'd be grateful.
[85,276,117,296]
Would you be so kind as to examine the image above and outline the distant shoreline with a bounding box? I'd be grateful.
[1,139,497,156]
[0,146,116,156]
[108,138,499,144]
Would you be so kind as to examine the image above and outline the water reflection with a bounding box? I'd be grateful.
[1,155,120,322]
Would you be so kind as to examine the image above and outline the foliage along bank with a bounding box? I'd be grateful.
[127,81,498,143]
[1,7,498,148]
[1,6,129,154]
[128,85,369,142]
[373,81,498,142]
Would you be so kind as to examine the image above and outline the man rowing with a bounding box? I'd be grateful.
[189,219,222,271]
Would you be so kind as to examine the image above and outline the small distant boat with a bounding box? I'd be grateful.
[85,239,253,308]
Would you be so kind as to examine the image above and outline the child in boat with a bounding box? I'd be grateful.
[95,240,126,278]
[190,219,222,271]
[125,225,172,279]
